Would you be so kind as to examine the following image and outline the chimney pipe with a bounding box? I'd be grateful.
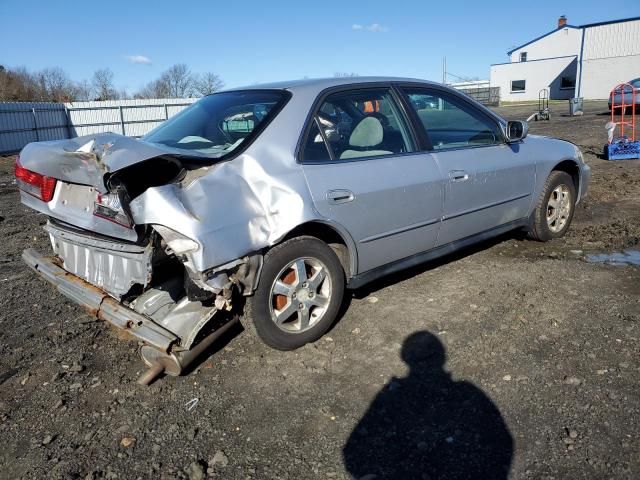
[558,15,567,29]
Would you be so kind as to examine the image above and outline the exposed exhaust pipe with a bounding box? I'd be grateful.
[137,316,239,385]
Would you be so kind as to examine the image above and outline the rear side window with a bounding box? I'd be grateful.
[301,87,413,162]
[143,90,288,158]
[302,120,332,162]
[401,88,503,151]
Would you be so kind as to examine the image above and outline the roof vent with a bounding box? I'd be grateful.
[558,15,567,29]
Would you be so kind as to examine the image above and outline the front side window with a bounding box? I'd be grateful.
[402,88,503,150]
[302,88,413,162]
[143,90,288,157]
[511,80,526,92]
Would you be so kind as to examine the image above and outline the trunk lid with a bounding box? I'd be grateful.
[17,133,199,241]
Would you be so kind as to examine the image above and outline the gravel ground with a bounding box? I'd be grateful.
[0,101,639,480]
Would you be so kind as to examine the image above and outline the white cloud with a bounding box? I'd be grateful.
[352,23,389,33]
[367,23,389,33]
[125,55,152,65]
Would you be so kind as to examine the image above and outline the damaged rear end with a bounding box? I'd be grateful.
[18,139,243,382]
[17,90,299,383]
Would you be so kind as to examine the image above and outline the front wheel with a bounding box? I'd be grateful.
[245,236,345,350]
[528,171,576,241]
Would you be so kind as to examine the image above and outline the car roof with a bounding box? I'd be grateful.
[225,76,440,93]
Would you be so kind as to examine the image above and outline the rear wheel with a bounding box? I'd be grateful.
[528,171,576,241]
[245,236,345,350]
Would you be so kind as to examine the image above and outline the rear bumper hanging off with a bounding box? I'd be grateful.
[22,248,179,352]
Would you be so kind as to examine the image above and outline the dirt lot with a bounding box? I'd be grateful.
[1,101,639,480]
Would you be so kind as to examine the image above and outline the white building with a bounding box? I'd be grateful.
[490,16,640,102]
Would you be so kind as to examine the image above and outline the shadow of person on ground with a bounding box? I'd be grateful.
[343,331,513,480]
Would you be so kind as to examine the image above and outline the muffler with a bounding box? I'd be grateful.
[137,316,239,385]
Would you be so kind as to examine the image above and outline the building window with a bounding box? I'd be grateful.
[520,52,527,62]
[511,80,526,92]
[560,76,576,90]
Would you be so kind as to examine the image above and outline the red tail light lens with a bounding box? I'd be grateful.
[14,158,57,202]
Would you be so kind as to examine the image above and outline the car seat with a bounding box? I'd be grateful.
[339,116,392,159]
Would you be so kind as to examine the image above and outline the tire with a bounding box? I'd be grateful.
[244,236,345,350]
[528,171,576,242]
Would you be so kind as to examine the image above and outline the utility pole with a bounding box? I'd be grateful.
[442,57,447,84]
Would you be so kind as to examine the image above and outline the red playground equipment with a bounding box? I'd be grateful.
[604,82,639,160]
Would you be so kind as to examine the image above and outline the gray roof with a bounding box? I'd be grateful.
[226,76,438,93]
[507,15,640,55]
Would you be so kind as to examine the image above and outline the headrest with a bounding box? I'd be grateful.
[349,116,384,148]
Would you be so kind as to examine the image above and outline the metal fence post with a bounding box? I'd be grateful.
[64,106,72,139]
[32,108,39,141]
[164,103,169,120]
[119,105,126,135]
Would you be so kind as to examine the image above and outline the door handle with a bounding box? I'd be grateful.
[449,170,469,182]
[327,189,355,204]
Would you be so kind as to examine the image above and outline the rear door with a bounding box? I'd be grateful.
[300,86,444,274]
[399,86,535,246]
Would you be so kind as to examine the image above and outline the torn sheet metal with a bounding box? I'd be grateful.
[131,284,219,351]
[22,248,178,352]
[155,297,218,350]
[16,131,320,271]
[45,221,152,298]
[129,152,316,272]
[17,133,212,193]
[18,90,357,276]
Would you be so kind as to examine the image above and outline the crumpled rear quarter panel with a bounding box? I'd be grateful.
[129,89,326,273]
[129,152,314,272]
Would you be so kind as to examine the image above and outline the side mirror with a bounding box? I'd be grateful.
[506,120,529,142]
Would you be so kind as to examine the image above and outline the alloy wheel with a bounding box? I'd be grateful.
[268,257,332,333]
[546,184,572,233]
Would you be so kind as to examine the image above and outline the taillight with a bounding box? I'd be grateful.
[93,193,132,228]
[14,157,57,202]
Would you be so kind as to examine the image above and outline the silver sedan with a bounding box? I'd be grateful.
[17,77,591,379]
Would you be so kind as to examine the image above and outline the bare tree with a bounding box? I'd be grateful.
[74,79,94,101]
[193,72,224,96]
[36,67,76,101]
[0,66,39,101]
[134,78,170,99]
[161,64,193,98]
[91,68,118,100]
[0,65,118,102]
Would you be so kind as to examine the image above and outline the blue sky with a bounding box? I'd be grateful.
[1,0,638,94]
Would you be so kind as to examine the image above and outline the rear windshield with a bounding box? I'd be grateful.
[143,90,288,157]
